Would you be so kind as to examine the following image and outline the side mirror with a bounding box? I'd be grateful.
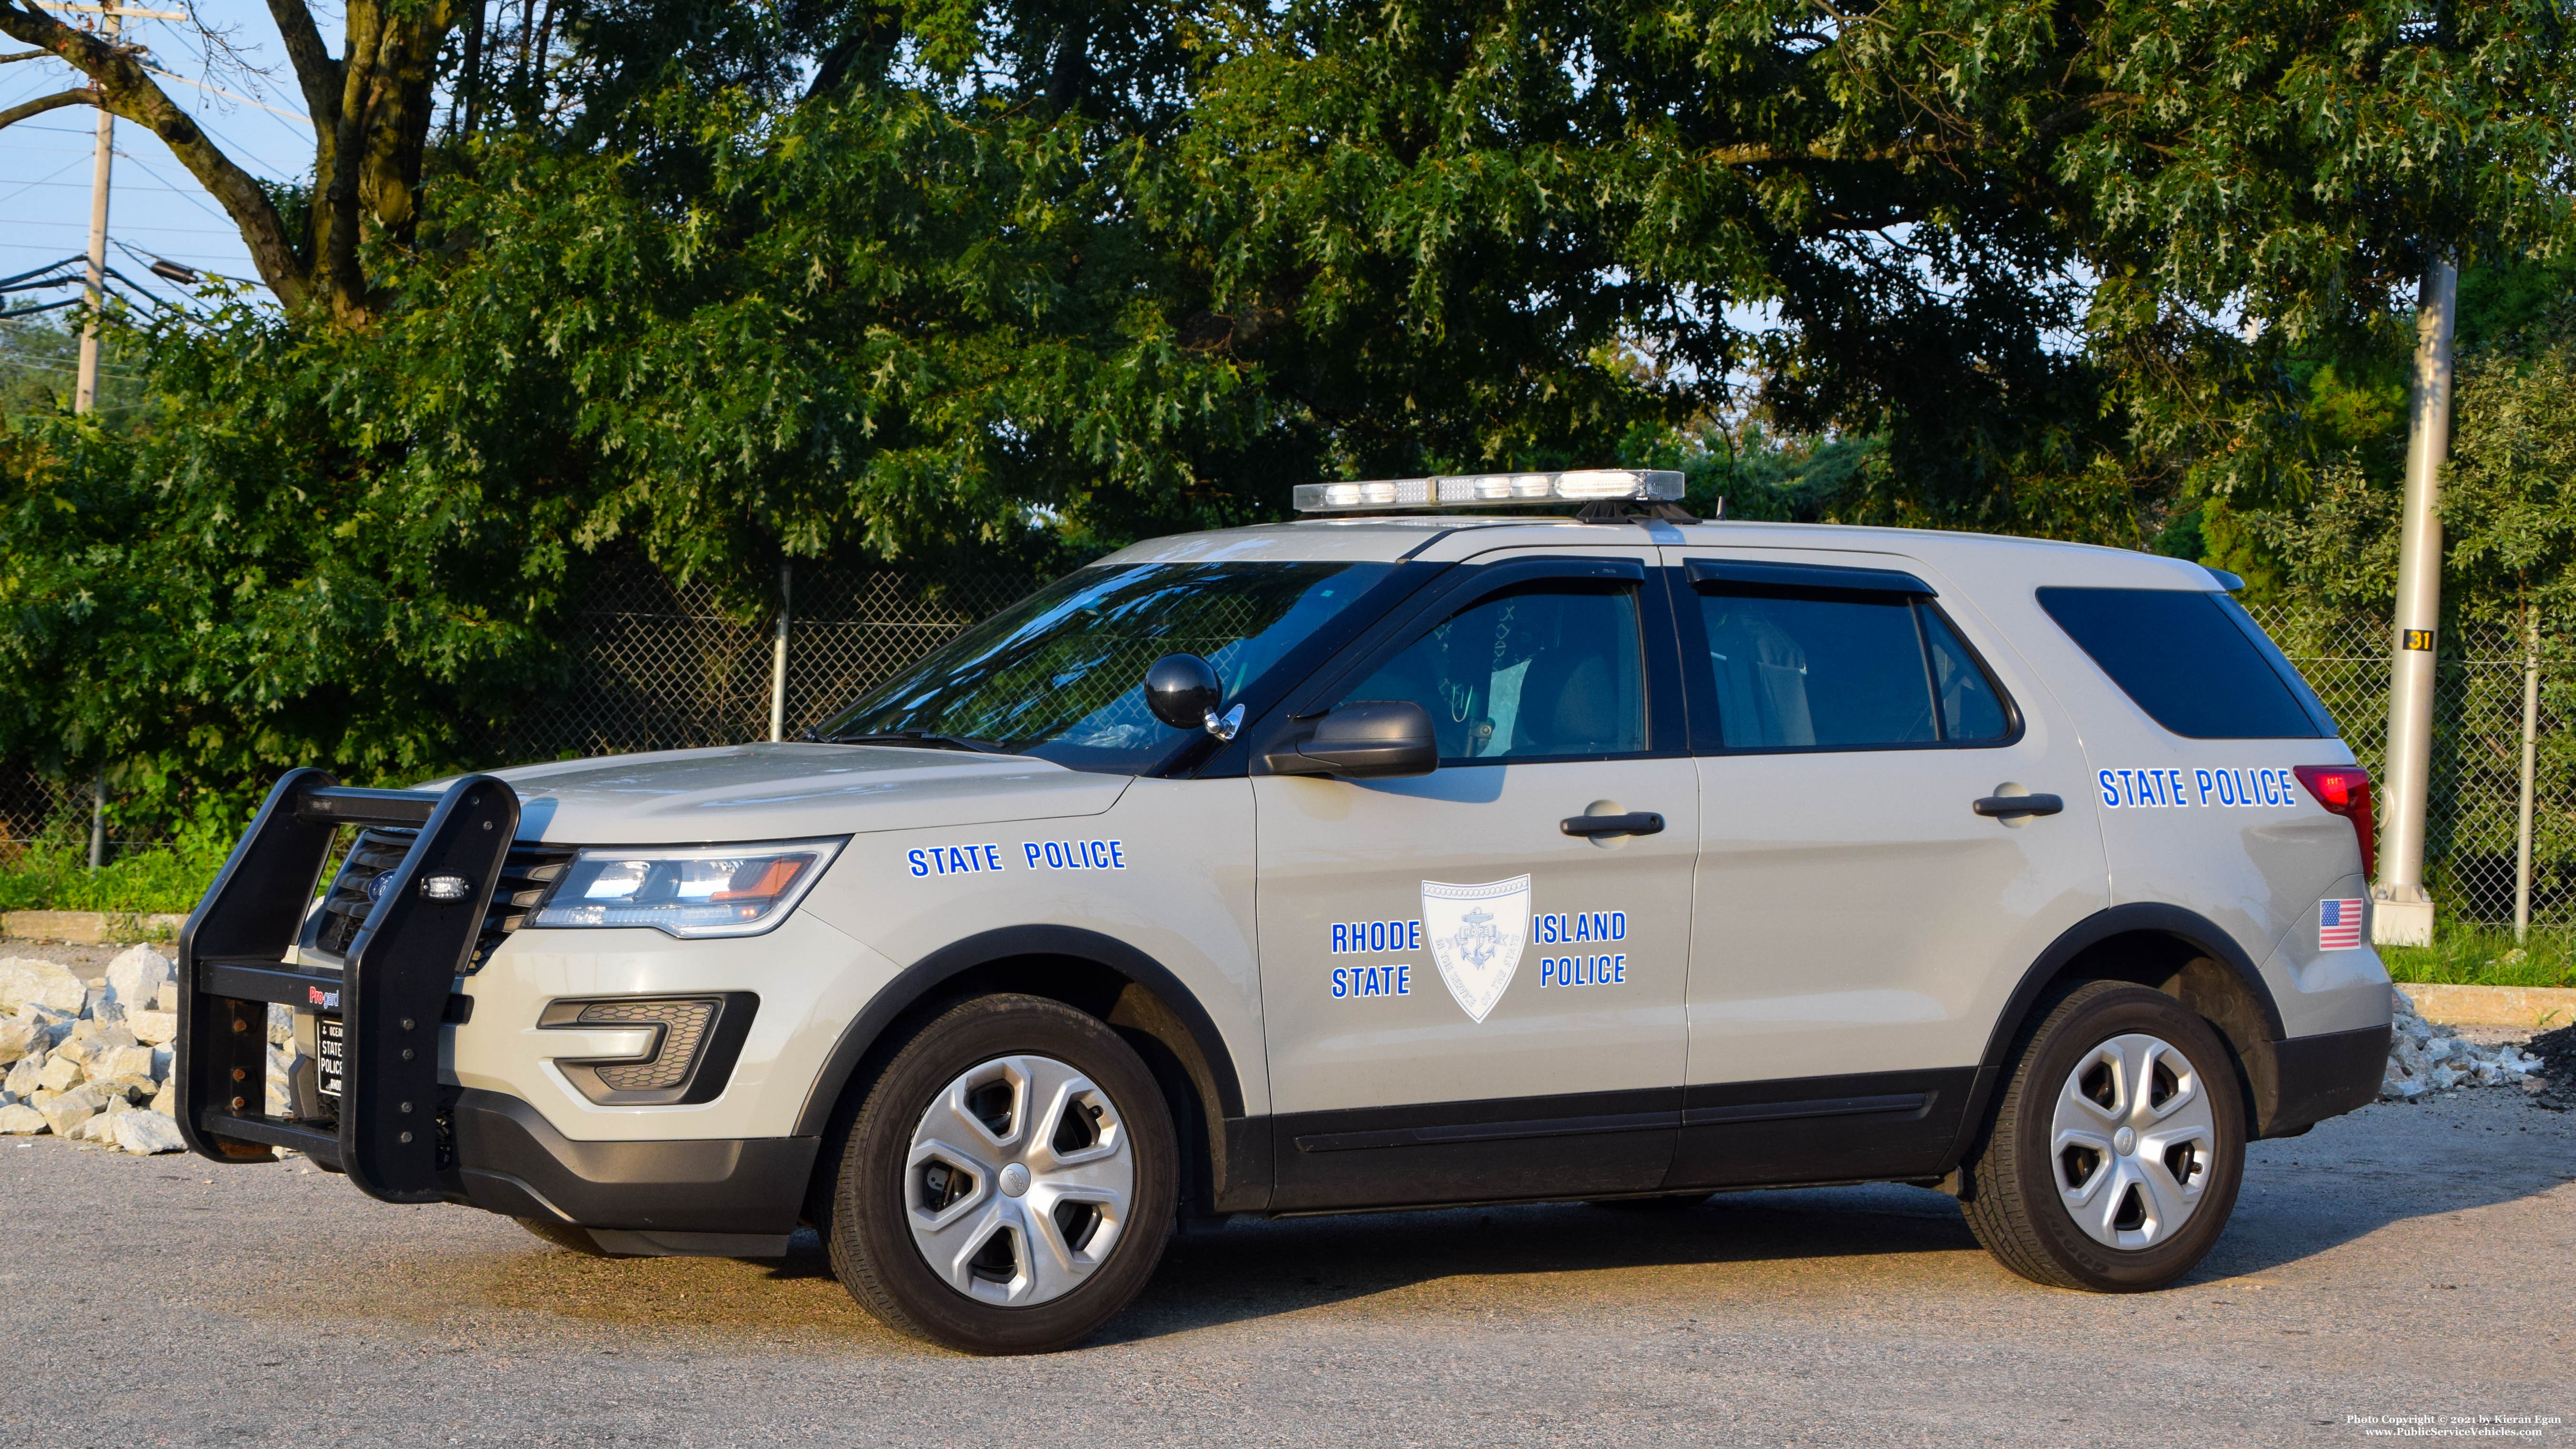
[1145,653,1242,740]
[1265,700,1438,779]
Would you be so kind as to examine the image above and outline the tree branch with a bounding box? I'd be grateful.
[0,87,91,131]
[0,1,310,310]
[262,0,341,132]
[0,47,47,62]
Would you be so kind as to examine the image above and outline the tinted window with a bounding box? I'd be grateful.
[1923,609,2011,741]
[820,561,1393,771]
[1342,583,1646,760]
[1694,593,2013,750]
[2036,588,2327,739]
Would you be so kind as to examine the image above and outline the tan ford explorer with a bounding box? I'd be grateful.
[174,468,2393,1353]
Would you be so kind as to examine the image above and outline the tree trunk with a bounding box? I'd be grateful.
[0,0,457,325]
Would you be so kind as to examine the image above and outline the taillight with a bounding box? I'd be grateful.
[2294,765,2377,879]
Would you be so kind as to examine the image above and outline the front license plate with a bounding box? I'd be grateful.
[317,1015,345,1106]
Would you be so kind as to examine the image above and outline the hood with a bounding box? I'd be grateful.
[427,743,1131,845]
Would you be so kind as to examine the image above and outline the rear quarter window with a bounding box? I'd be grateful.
[2036,587,2334,740]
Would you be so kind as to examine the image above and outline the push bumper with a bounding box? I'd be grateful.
[177,768,519,1199]
[2257,1024,2392,1137]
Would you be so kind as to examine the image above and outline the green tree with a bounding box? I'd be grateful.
[4,0,2572,818]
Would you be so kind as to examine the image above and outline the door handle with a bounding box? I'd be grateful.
[1561,811,1665,838]
[1972,793,2064,819]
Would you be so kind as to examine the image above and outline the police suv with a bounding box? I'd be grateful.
[174,469,2392,1354]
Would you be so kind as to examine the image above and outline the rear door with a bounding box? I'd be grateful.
[1251,548,1698,1209]
[1659,546,2112,1189]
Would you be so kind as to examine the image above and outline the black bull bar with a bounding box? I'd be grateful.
[176,767,519,1201]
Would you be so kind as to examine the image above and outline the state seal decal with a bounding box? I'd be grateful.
[1421,875,1530,1023]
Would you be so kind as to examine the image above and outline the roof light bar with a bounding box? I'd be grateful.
[1292,468,1686,514]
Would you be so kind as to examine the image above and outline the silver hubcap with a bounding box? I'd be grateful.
[2050,1032,2216,1251]
[906,1055,1134,1306]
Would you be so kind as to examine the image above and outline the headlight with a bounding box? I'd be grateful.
[529,839,845,938]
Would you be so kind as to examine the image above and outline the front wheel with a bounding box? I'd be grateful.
[827,994,1178,1353]
[1960,980,2246,1292]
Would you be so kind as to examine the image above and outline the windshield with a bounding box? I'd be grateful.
[818,561,1396,772]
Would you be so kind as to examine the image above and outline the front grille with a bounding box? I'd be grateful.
[310,828,578,973]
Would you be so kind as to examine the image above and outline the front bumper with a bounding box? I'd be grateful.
[446,1089,816,1254]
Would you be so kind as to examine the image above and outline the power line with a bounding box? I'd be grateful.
[0,154,93,210]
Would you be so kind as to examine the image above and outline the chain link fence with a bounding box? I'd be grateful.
[2249,604,2571,930]
[7,570,2569,930]
[496,558,1037,763]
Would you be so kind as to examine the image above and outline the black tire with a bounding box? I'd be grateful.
[827,994,1177,1354]
[1961,980,2246,1292]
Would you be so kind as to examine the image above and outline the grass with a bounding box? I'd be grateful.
[0,840,227,917]
[2380,924,2576,989]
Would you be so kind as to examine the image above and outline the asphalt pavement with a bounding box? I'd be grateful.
[1,1086,2569,1448]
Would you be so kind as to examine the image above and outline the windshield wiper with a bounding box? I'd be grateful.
[813,729,1009,754]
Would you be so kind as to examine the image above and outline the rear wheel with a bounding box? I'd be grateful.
[827,994,1177,1353]
[1961,980,2246,1292]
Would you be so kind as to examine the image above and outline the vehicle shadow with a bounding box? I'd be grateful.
[1089,1092,2575,1344]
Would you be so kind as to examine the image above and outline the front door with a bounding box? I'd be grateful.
[1660,546,2113,1190]
[1252,549,1697,1209]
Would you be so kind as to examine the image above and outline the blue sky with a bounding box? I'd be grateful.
[2,1,339,309]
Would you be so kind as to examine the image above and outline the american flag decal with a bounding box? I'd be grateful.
[2318,898,2365,951]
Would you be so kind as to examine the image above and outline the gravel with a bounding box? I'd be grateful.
[1,1087,2569,1447]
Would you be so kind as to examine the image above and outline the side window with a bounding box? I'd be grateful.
[2036,588,2328,739]
[1695,590,2014,751]
[1922,609,2011,742]
[1341,582,1647,761]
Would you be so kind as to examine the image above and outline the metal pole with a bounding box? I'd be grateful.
[73,13,117,415]
[2376,258,2457,948]
[2516,601,2540,944]
[87,773,106,871]
[768,560,792,743]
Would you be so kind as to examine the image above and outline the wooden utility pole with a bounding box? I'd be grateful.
[72,8,116,415]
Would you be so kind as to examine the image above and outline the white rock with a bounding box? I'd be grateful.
[113,1110,184,1155]
[150,1045,172,1082]
[150,979,180,1012]
[36,1055,83,1092]
[127,1010,177,1047]
[25,1005,76,1049]
[94,1074,156,1104]
[148,1080,174,1116]
[65,1111,117,1142]
[70,1018,137,1049]
[267,1002,295,1048]
[105,946,174,1010]
[0,1102,46,1134]
[0,958,86,1015]
[38,1085,107,1136]
[96,1044,155,1081]
[2,1055,40,1098]
[0,1016,38,1065]
[2378,991,2540,1100]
